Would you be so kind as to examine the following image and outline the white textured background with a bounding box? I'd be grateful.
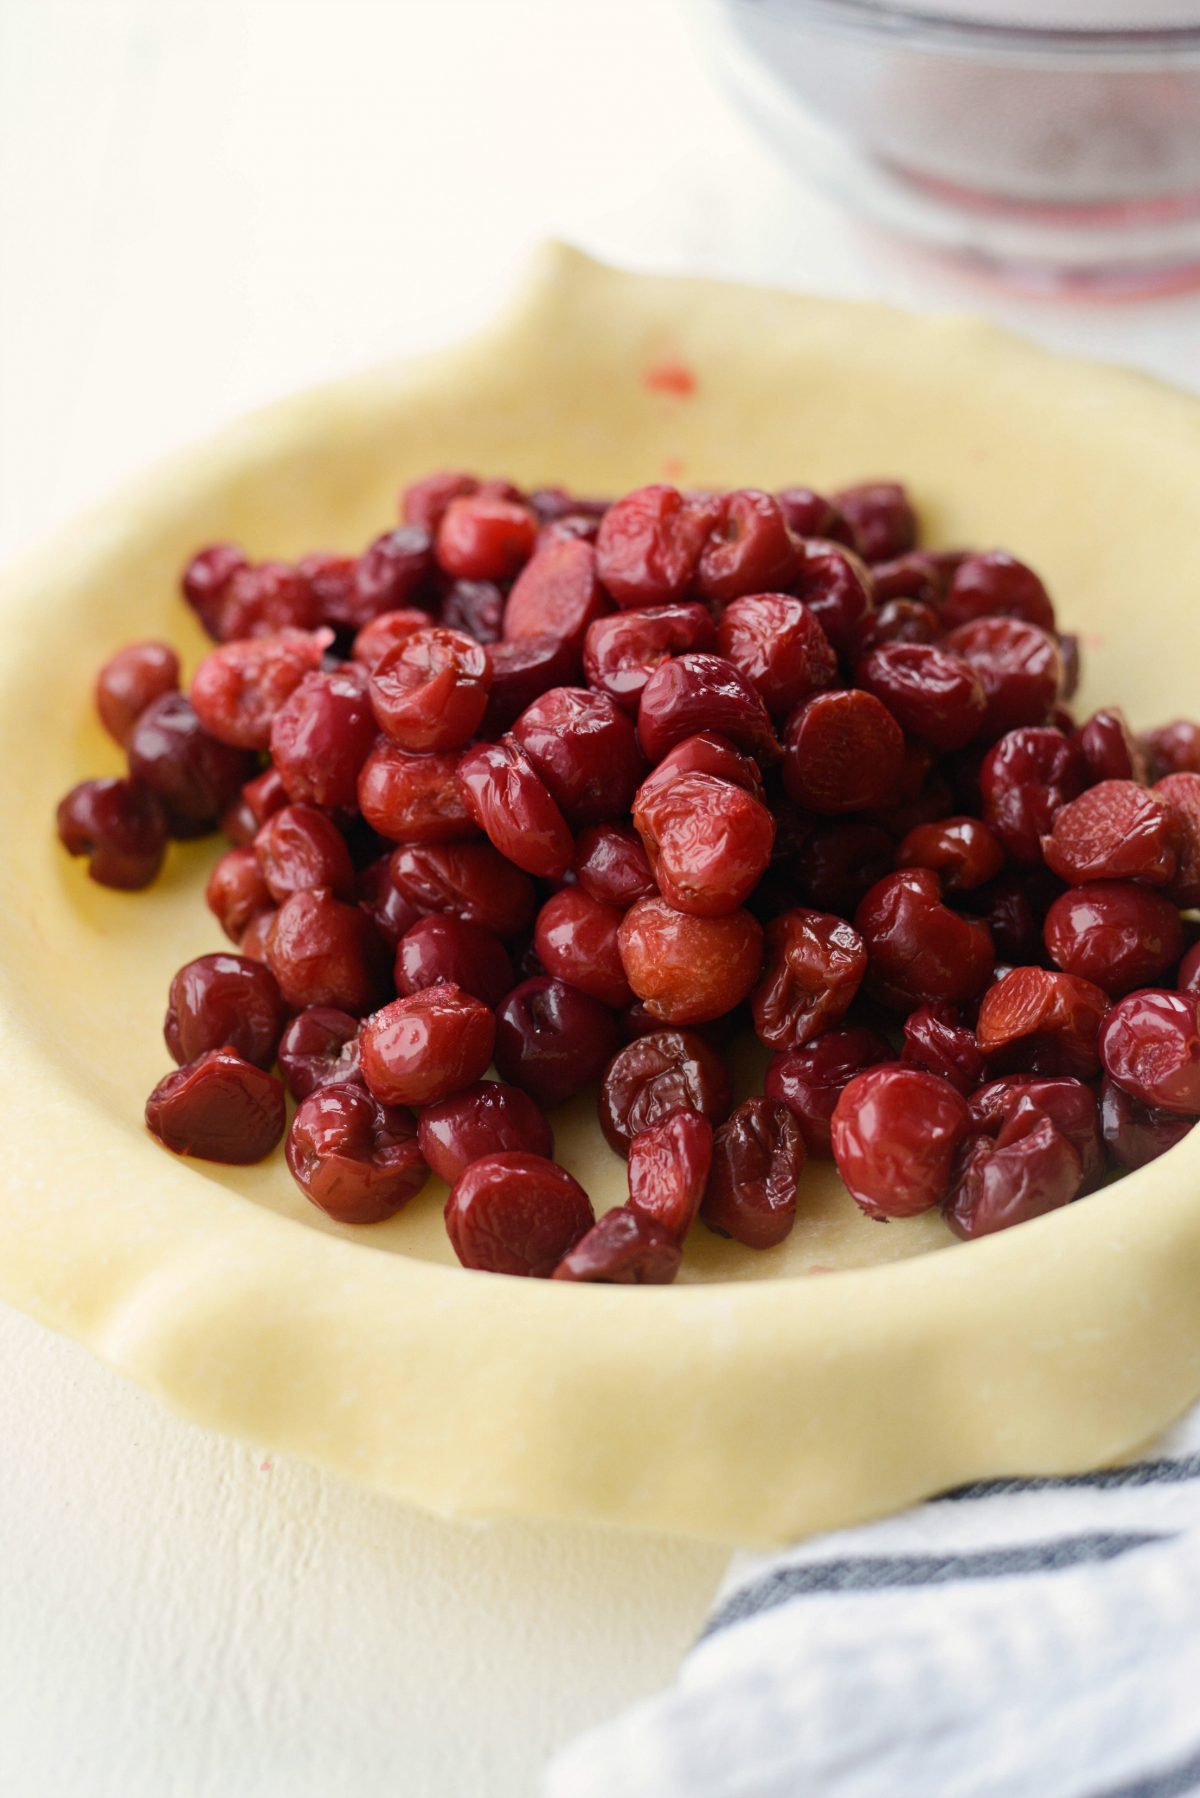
[3,2,1200,1794]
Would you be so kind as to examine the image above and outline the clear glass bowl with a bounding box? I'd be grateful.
[694,0,1200,294]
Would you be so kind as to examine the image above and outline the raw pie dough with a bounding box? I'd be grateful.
[2,245,1199,1544]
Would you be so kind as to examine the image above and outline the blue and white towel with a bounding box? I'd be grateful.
[546,1410,1200,1798]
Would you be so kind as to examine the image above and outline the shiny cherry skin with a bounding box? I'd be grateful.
[455,738,574,880]
[943,1110,1083,1240]
[1043,780,1180,887]
[206,844,273,942]
[502,536,608,650]
[583,604,716,713]
[369,626,490,752]
[395,914,514,1007]
[208,561,319,640]
[594,484,716,609]
[1100,1076,1195,1170]
[286,1080,428,1225]
[95,640,180,745]
[855,868,994,1010]
[701,1097,806,1248]
[1144,719,1200,779]
[1073,707,1146,785]
[895,816,1005,892]
[638,653,778,768]
[782,689,904,815]
[941,617,1063,741]
[856,643,985,753]
[360,983,496,1108]
[751,908,866,1049]
[716,593,837,719]
[533,888,630,1008]
[355,854,422,949]
[570,823,656,910]
[790,539,875,659]
[266,888,390,1015]
[901,1003,985,1095]
[967,1075,1103,1191]
[357,741,475,844]
[353,526,435,622]
[386,840,536,940]
[127,693,257,831]
[481,634,581,735]
[164,952,285,1070]
[180,542,247,637]
[832,481,916,563]
[694,489,797,605]
[254,803,355,904]
[277,1006,362,1100]
[764,1027,893,1157]
[56,777,168,889]
[493,976,621,1108]
[552,1207,682,1284]
[511,686,644,827]
[619,896,763,1026]
[417,1080,554,1185]
[145,1047,286,1164]
[633,770,775,917]
[351,606,437,673]
[1156,773,1200,906]
[189,629,329,750]
[436,494,537,583]
[445,1152,594,1277]
[1044,882,1185,997]
[627,1108,713,1240]
[976,965,1110,1078]
[831,1066,971,1219]
[1099,989,1200,1115]
[941,551,1056,633]
[599,1028,732,1156]
[269,668,377,811]
[980,727,1084,867]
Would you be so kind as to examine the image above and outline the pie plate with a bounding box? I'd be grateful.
[4,244,1200,1546]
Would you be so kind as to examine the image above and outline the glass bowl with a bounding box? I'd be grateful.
[694,0,1200,293]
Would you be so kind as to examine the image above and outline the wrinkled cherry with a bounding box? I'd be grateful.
[512,686,643,826]
[764,1026,893,1157]
[943,1110,1082,1240]
[1074,708,1146,786]
[598,1027,732,1156]
[533,888,630,1008]
[638,653,778,767]
[789,540,874,659]
[445,1152,593,1277]
[896,816,1005,892]
[401,470,479,533]
[369,626,490,752]
[857,643,985,753]
[286,1081,427,1225]
[436,494,537,583]
[206,845,272,941]
[296,552,360,634]
[493,976,621,1109]
[211,561,319,640]
[57,777,168,889]
[441,579,505,644]
[1145,719,1200,779]
[277,1006,361,1100]
[164,952,284,1069]
[595,485,716,609]
[716,593,837,720]
[583,604,716,713]
[254,804,355,904]
[190,629,330,750]
[782,689,904,815]
[355,854,421,948]
[633,770,774,917]
[751,907,866,1049]
[360,983,495,1107]
[502,536,608,650]
[619,896,763,1025]
[95,641,180,746]
[1100,1077,1195,1170]
[357,741,475,844]
[395,914,513,1007]
[976,965,1110,1078]
[701,1097,806,1248]
[145,1048,286,1163]
[868,552,946,608]
[181,543,247,638]
[351,606,436,673]
[267,888,390,1014]
[832,481,916,563]
[968,1074,1103,1189]
[387,840,535,939]
[1099,989,1200,1115]
[270,668,377,811]
[694,490,796,605]
[851,597,940,656]
[1155,773,1200,905]
[941,617,1062,740]
[418,1080,553,1184]
[980,727,1084,867]
[855,867,994,1009]
[1044,882,1185,997]
[354,526,435,621]
[224,766,289,845]
[552,1207,682,1284]
[482,634,581,735]
[127,693,257,830]
[831,1066,970,1219]
[571,823,656,910]
[456,738,573,880]
[901,1003,985,1094]
[627,1108,713,1239]
[1043,779,1179,887]
[941,551,1056,633]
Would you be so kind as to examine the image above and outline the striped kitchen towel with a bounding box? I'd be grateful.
[545,1407,1200,1798]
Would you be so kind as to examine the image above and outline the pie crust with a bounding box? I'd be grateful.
[3,244,1199,1544]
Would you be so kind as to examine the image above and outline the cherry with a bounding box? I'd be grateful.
[127,693,257,831]
[583,604,717,713]
[943,1111,1083,1240]
[1043,780,1179,887]
[860,644,986,753]
[789,540,875,659]
[635,731,764,804]
[896,816,1005,891]
[181,543,247,638]
[716,593,837,719]
[369,626,490,752]
[967,1075,1103,1190]
[210,561,319,641]
[552,1207,682,1284]
[791,821,895,916]
[901,1003,985,1094]
[354,526,435,621]
[1100,1076,1195,1170]
[351,607,437,673]
[855,868,994,1009]
[633,770,774,917]
[980,727,1084,867]
[285,1081,428,1225]
[941,617,1062,740]
[599,1028,732,1156]
[445,1152,594,1277]
[832,482,916,563]
[594,484,716,608]
[701,1097,806,1249]
[357,741,475,844]
[441,580,505,644]
[868,552,946,608]
[1181,942,1200,998]
[359,983,495,1108]
[533,888,630,1008]
[277,1006,361,1099]
[417,1080,553,1184]
[775,486,852,544]
[1144,719,1200,779]
[618,895,763,1026]
[493,976,621,1109]
[395,914,514,1007]
[502,536,608,650]
[269,668,377,811]
[831,1066,970,1219]
[224,767,289,844]
[570,823,656,910]
[1073,708,1146,786]
[239,909,277,963]
[976,965,1110,1078]
[1155,773,1200,906]
[1044,882,1185,997]
[456,738,574,880]
[190,630,330,752]
[627,1108,713,1240]
[266,888,390,1014]
[941,552,1056,634]
[387,840,535,939]
[694,489,797,605]
[765,1027,893,1157]
[254,804,355,904]
[482,635,581,735]
[95,641,180,746]
[355,855,421,948]
[782,689,904,815]
[401,471,479,533]
[851,597,941,657]
[145,1048,286,1164]
[511,686,643,826]
[296,552,361,633]
[164,952,285,1070]
[751,907,866,1049]
[1099,989,1200,1115]
[57,777,168,889]
[206,844,272,941]
[436,494,537,583]
[638,654,778,767]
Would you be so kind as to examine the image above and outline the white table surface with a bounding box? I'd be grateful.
[3,3,1200,1794]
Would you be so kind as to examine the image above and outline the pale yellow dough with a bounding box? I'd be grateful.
[3,245,1200,1544]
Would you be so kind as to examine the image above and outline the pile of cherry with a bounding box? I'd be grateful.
[56,472,1200,1281]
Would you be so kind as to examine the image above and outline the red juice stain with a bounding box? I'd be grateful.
[643,359,697,398]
